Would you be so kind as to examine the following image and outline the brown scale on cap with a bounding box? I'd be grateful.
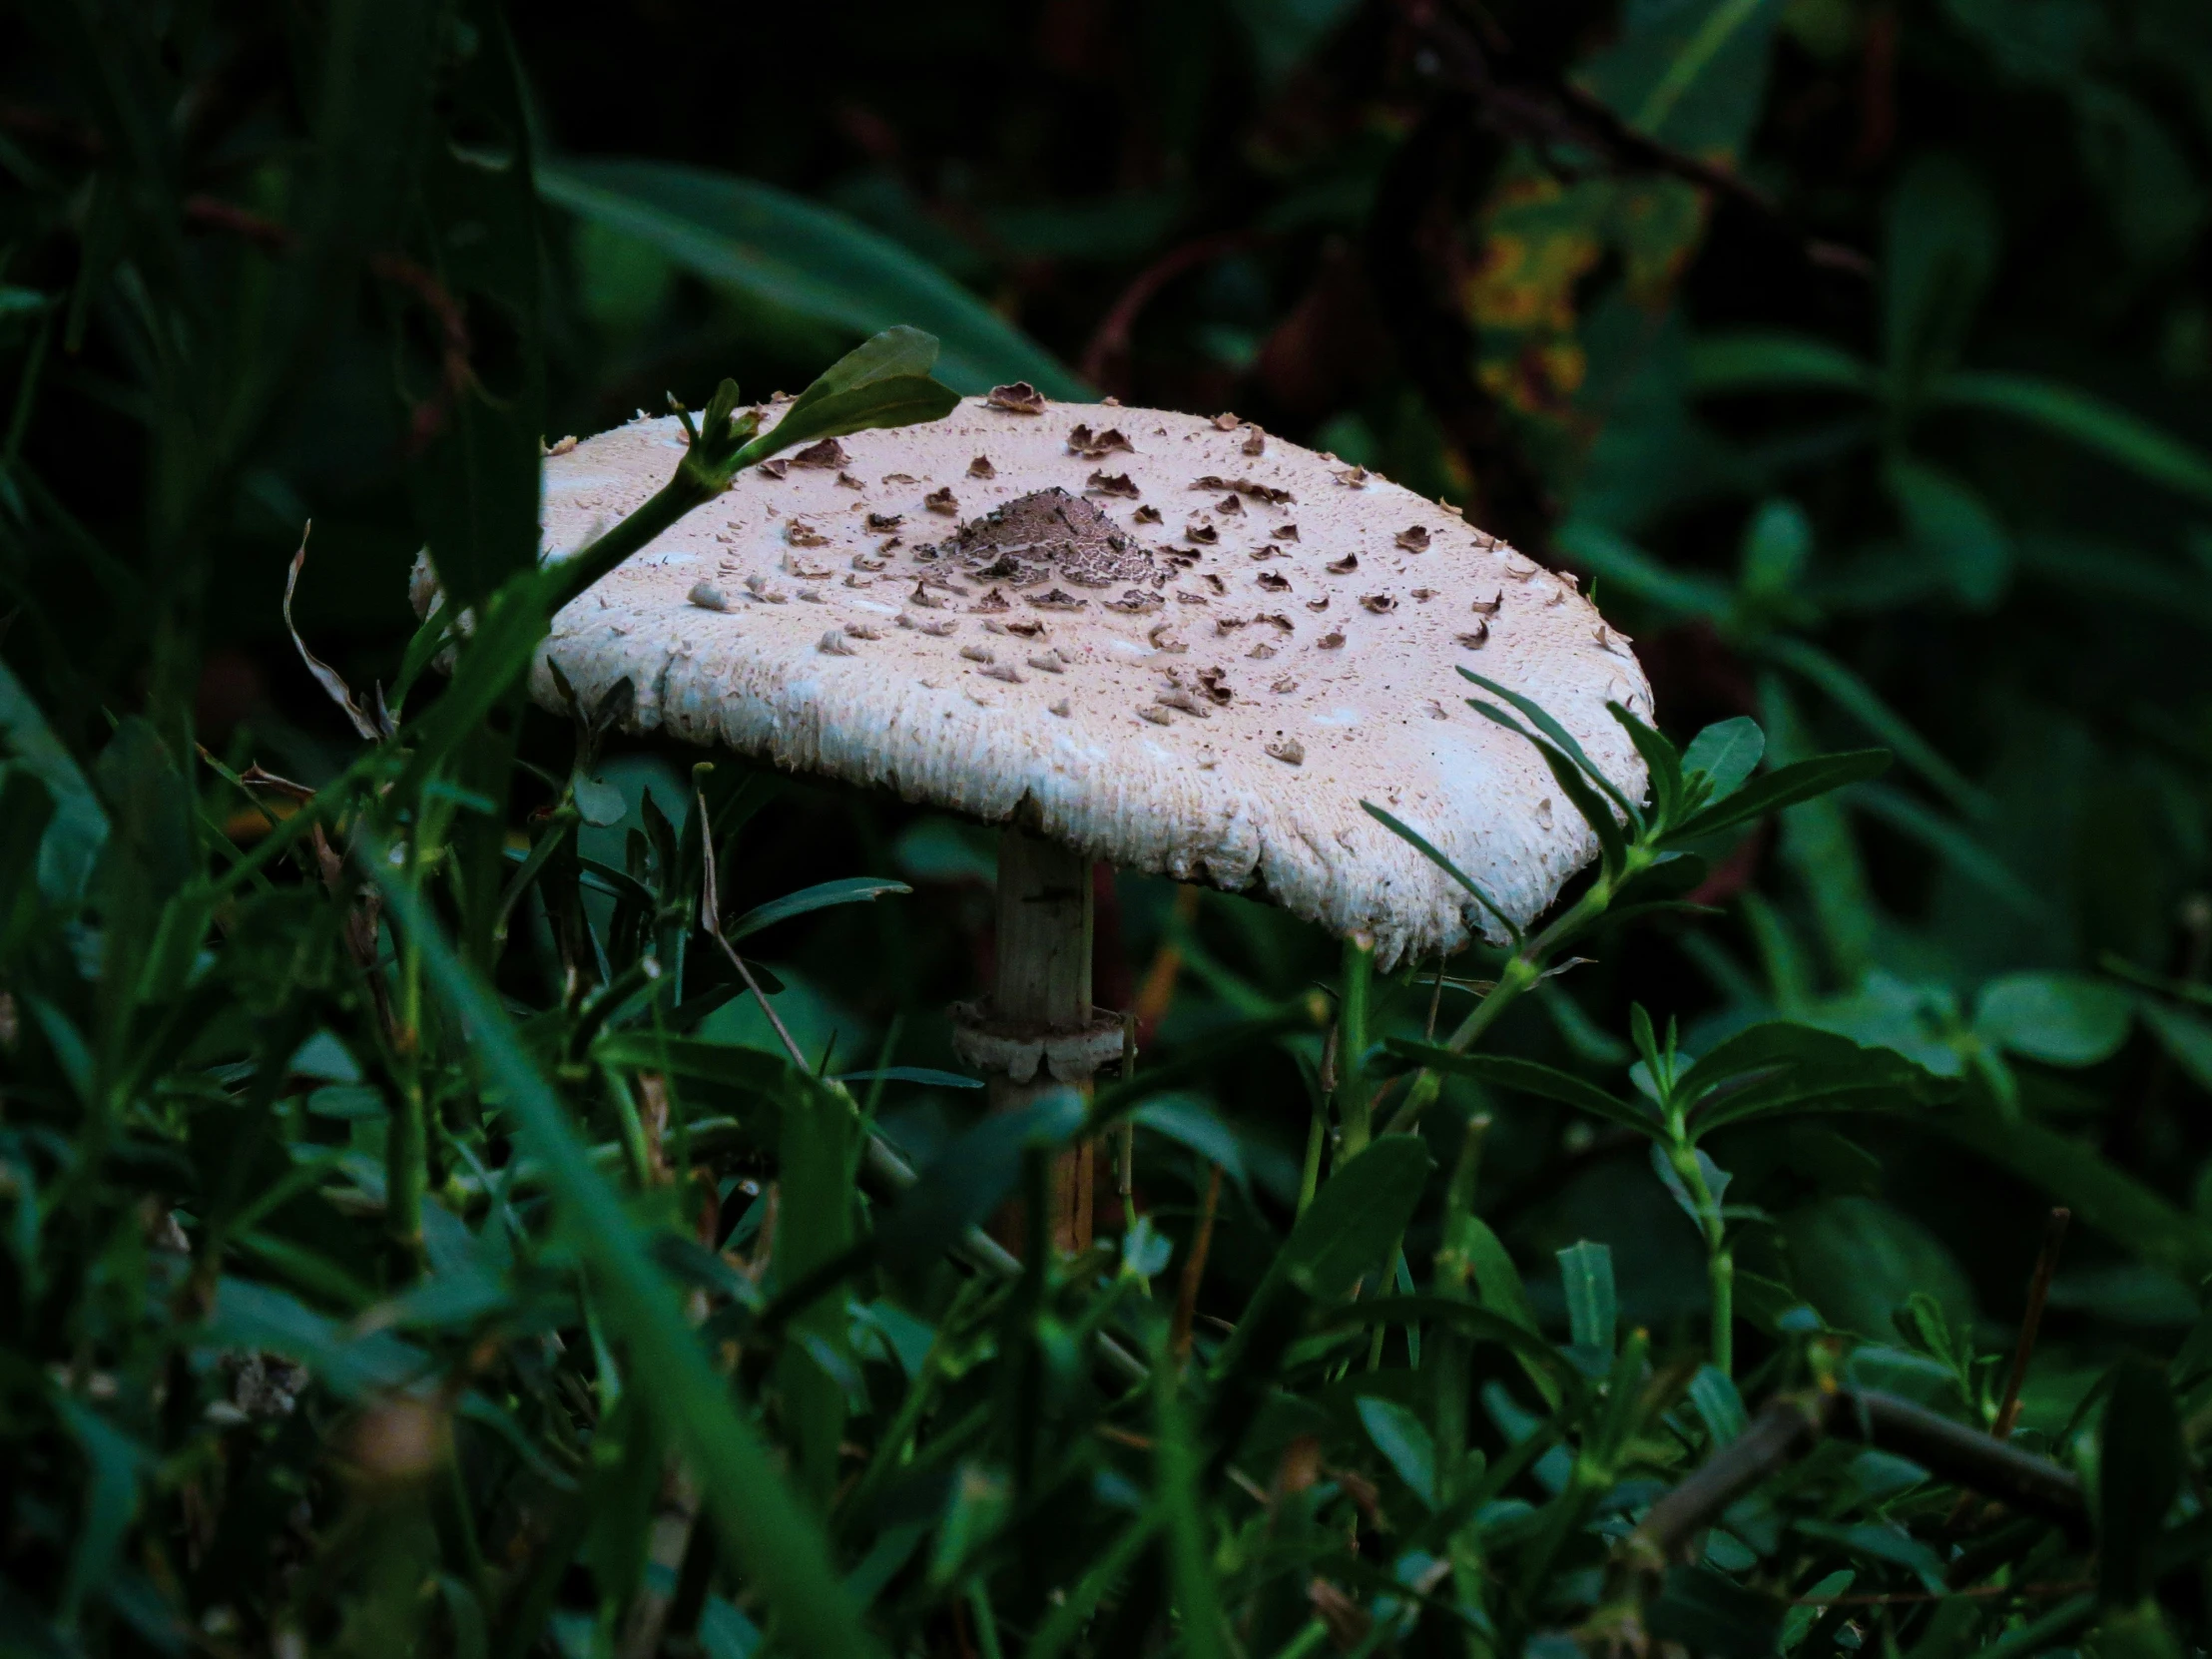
[937,486,1158,590]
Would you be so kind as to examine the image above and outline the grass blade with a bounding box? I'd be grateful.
[370,846,883,1659]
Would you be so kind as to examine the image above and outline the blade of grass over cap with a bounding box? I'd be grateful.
[1363,802,1524,947]
[1457,668,1640,823]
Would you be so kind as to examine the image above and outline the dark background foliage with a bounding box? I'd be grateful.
[3,0,2211,1655]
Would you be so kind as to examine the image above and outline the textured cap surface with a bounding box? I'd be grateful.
[497,396,1652,966]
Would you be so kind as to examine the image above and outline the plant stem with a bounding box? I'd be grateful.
[1296,1102,1326,1220]
[1393,843,1658,1130]
[1335,935,1374,1159]
[1709,1248,1735,1378]
[541,470,723,616]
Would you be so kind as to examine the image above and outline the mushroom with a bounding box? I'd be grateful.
[438,393,1653,1251]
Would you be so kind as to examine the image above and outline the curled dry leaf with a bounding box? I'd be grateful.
[1133,504,1163,523]
[987,381,1046,413]
[284,528,384,743]
[1326,553,1358,574]
[865,511,903,531]
[1266,736,1305,766]
[1086,471,1140,497]
[967,454,996,478]
[1396,525,1431,552]
[924,486,959,515]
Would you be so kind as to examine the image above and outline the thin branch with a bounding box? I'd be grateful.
[1995,1207,2069,1438]
[1171,1164,1225,1362]
[695,779,812,1074]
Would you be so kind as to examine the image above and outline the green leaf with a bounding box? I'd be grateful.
[55,1402,150,1631]
[1355,1394,1438,1508]
[1763,636,1988,818]
[1932,1098,2212,1282]
[1154,1359,1232,1659]
[1327,1298,1577,1410]
[1215,1137,1433,1382]
[776,1025,864,1505]
[1557,1241,1617,1360]
[1457,668,1638,822]
[874,1091,1086,1269]
[1555,519,1733,620]
[2097,1355,2183,1608]
[1661,750,1892,844]
[1687,1365,1747,1444]
[1973,973,2134,1067]
[1676,1021,1940,1132]
[1387,1041,1661,1137]
[537,160,1084,396]
[0,656,107,905]
[1885,458,2012,609]
[1610,704,1685,827]
[833,1066,982,1090]
[1687,330,1879,396]
[1279,1136,1432,1303]
[1883,153,1999,393]
[1682,717,1765,802]
[734,375,961,468]
[726,876,912,941]
[1930,370,2212,507]
[1647,1565,1784,1659]
[371,849,886,1659]
[1739,497,1813,600]
[2138,1000,2212,1094]
[1133,1096,1249,1194]
[1780,1199,1973,1343]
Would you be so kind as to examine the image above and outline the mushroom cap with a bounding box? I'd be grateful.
[497,397,1652,968]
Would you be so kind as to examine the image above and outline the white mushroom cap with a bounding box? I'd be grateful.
[488,397,1652,968]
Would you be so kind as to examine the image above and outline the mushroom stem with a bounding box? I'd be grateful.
[989,826,1100,1254]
